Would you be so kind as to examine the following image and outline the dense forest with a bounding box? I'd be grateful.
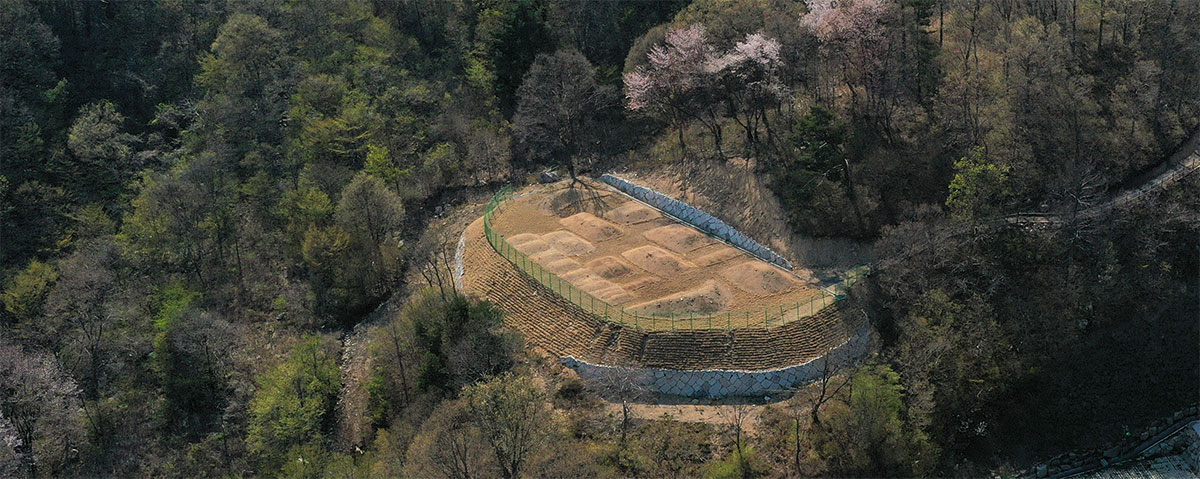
[1,0,1197,477]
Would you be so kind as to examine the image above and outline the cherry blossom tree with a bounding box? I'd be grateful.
[714,32,789,156]
[624,25,725,158]
[803,0,901,132]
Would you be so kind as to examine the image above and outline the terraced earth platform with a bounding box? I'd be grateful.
[486,181,827,327]
[460,181,860,371]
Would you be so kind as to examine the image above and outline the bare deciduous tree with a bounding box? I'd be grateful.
[43,239,122,399]
[462,372,550,479]
[405,398,492,479]
[806,355,852,429]
[589,364,647,446]
[0,339,84,477]
[513,48,615,183]
[720,403,755,479]
[411,230,458,303]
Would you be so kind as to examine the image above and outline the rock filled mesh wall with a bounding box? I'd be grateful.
[600,174,794,270]
[563,324,871,398]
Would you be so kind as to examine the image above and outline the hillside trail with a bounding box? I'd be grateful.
[1006,128,1200,225]
[331,190,494,453]
[878,129,1200,271]
[604,402,768,434]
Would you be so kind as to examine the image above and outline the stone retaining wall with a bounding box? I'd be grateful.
[599,174,794,270]
[454,231,466,291]
[562,324,872,398]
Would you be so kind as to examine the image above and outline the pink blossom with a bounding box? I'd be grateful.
[625,25,717,111]
[803,0,896,43]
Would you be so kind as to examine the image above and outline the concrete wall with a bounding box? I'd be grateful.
[599,174,794,270]
[562,325,872,398]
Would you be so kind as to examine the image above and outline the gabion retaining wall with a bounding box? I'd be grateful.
[562,324,872,398]
[599,174,794,270]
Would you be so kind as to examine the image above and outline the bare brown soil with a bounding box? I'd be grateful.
[720,261,801,295]
[489,180,823,318]
[542,230,596,256]
[460,213,860,370]
[606,201,661,225]
[643,224,716,253]
[621,245,695,276]
[559,212,625,242]
[586,256,637,279]
[628,279,733,314]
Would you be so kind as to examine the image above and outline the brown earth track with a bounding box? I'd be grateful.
[462,216,860,371]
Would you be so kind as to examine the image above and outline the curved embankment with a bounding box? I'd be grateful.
[460,212,865,396]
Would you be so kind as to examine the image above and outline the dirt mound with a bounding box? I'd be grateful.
[629,280,733,314]
[720,261,800,295]
[643,224,716,253]
[587,256,636,279]
[542,230,595,256]
[560,212,624,242]
[694,246,742,266]
[530,249,568,266]
[545,257,583,276]
[621,245,694,277]
[561,269,635,304]
[621,276,661,292]
[606,201,661,225]
[561,268,599,283]
[509,233,552,255]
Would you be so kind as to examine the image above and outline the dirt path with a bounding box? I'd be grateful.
[332,195,494,452]
[602,402,769,434]
[877,130,1200,272]
[1007,129,1199,225]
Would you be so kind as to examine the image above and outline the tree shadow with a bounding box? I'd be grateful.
[554,179,620,217]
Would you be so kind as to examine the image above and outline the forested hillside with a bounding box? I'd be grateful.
[1,0,1196,477]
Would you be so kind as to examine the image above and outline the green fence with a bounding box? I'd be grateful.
[483,186,847,331]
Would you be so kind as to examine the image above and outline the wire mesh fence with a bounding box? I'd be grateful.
[483,186,847,331]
